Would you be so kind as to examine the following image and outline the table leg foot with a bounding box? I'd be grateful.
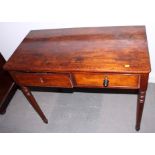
[135,126,140,131]
[0,109,6,115]
[43,118,48,124]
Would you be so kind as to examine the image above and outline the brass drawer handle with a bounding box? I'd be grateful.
[103,76,109,87]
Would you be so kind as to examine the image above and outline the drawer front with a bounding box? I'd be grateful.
[74,73,139,89]
[14,73,72,88]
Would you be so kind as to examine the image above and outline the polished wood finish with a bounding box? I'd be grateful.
[14,72,73,88]
[0,53,17,114]
[4,26,151,130]
[74,73,139,88]
[136,91,146,131]
[4,26,150,73]
[135,73,149,131]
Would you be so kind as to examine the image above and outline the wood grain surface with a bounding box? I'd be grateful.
[3,26,151,129]
[4,26,151,73]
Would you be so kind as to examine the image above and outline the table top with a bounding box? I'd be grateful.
[4,26,151,73]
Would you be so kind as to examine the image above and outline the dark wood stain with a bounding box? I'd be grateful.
[0,53,17,114]
[4,26,151,73]
[4,26,151,130]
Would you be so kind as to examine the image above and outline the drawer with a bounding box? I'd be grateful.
[14,72,73,88]
[74,73,139,89]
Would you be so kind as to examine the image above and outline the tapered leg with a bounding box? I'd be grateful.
[135,90,146,131]
[21,86,48,123]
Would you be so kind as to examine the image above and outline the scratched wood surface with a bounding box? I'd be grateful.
[4,26,151,73]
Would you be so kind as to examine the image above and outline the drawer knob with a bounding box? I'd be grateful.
[103,77,109,87]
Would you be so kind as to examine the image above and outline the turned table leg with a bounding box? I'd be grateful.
[21,86,48,124]
[135,90,146,131]
[135,74,148,131]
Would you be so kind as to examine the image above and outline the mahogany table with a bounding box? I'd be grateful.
[4,26,151,131]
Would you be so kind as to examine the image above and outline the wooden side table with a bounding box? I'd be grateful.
[4,26,151,131]
[0,53,17,114]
